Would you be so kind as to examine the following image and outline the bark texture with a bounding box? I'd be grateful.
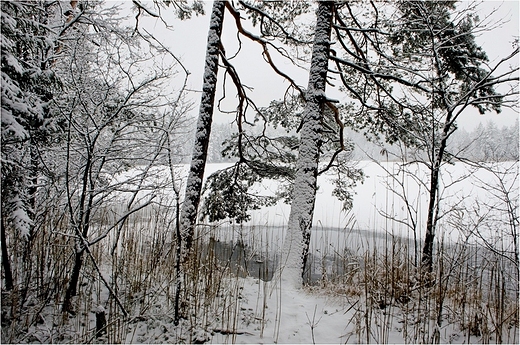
[280,1,333,289]
[179,0,225,255]
[421,112,452,273]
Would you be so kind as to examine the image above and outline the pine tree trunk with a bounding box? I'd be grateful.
[179,0,225,256]
[280,1,333,289]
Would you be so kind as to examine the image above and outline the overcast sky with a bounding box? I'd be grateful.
[136,0,519,130]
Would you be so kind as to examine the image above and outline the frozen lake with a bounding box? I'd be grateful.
[200,161,518,241]
[113,160,518,258]
[110,159,519,286]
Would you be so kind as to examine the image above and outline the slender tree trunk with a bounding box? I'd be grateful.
[20,144,39,304]
[1,219,14,291]
[421,112,452,273]
[63,150,93,313]
[174,194,182,325]
[179,0,225,255]
[422,155,439,273]
[63,215,91,313]
[63,251,83,313]
[280,1,333,289]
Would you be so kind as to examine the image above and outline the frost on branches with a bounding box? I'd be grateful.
[1,1,65,238]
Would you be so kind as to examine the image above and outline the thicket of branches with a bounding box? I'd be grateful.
[1,0,518,343]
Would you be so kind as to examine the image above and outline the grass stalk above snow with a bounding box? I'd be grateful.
[2,163,518,344]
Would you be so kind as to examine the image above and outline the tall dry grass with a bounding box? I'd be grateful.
[1,200,246,343]
[2,166,518,344]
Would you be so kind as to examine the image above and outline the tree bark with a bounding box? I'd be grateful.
[1,219,14,291]
[280,1,333,289]
[179,0,225,255]
[95,308,107,338]
[20,143,39,304]
[421,113,452,274]
[62,251,83,314]
[63,149,93,313]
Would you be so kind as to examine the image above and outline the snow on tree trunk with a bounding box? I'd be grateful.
[179,0,225,255]
[280,2,333,289]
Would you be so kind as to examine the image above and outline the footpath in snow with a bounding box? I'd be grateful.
[207,276,481,344]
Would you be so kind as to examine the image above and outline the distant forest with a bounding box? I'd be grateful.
[202,119,519,163]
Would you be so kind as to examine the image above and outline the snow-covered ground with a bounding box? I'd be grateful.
[107,160,518,344]
[207,276,484,344]
[119,274,512,344]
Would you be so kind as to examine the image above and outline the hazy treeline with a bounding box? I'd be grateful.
[201,120,519,163]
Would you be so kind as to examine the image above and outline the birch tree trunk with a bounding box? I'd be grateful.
[280,1,333,289]
[179,0,225,255]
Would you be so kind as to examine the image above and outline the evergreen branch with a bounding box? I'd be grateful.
[237,0,312,45]
[329,54,431,93]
